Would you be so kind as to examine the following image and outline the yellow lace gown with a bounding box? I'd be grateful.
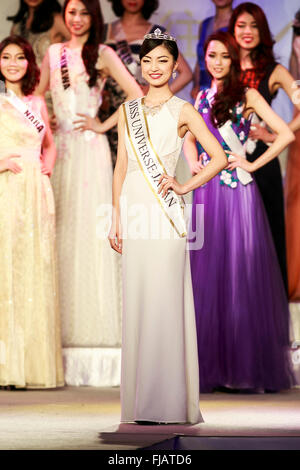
[0,94,64,388]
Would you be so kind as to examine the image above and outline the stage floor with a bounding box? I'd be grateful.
[0,386,299,450]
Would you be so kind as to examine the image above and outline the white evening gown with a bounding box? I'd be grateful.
[48,43,122,384]
[120,96,202,424]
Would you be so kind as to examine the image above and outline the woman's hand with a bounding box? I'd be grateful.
[0,154,22,174]
[190,152,206,174]
[158,174,186,197]
[108,217,122,254]
[249,123,275,143]
[226,152,254,172]
[73,114,104,133]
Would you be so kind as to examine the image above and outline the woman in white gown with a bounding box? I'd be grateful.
[109,29,228,424]
[37,0,142,365]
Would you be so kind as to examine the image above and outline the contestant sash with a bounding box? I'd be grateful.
[60,45,71,90]
[112,21,137,75]
[59,46,95,142]
[111,21,146,86]
[218,120,253,186]
[246,113,271,154]
[123,98,186,237]
[204,88,253,185]
[4,90,45,137]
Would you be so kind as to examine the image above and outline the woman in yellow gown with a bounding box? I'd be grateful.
[0,35,64,389]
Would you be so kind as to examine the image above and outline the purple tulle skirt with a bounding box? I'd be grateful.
[190,175,294,393]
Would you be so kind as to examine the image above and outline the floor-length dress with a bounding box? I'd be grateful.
[240,65,288,293]
[190,89,294,393]
[0,93,64,388]
[120,96,202,424]
[48,43,122,385]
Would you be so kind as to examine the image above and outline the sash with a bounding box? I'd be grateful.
[205,88,253,186]
[123,98,187,237]
[4,89,45,137]
[59,45,76,119]
[111,21,147,86]
[218,120,253,185]
[60,45,71,90]
[246,112,271,154]
[246,112,260,154]
[58,46,96,142]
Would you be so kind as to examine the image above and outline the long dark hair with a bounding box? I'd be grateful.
[0,35,40,95]
[140,38,179,62]
[63,0,103,88]
[7,0,62,34]
[228,2,276,75]
[108,0,159,20]
[293,9,300,36]
[204,31,245,127]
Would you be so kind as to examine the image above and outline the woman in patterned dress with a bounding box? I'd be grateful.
[184,31,295,393]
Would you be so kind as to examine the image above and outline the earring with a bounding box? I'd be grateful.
[172,71,177,79]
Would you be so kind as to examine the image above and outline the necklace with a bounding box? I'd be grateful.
[142,95,173,116]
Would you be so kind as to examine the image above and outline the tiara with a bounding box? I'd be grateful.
[144,28,177,42]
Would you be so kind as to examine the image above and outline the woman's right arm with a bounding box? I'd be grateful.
[181,103,227,192]
[109,106,128,254]
[35,50,51,95]
[183,91,205,173]
[183,131,204,174]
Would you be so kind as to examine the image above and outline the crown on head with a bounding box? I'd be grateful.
[144,28,177,42]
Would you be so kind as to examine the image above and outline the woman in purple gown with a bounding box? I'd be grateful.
[184,31,295,393]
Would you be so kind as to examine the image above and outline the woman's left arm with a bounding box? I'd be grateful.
[169,52,193,94]
[270,64,300,133]
[74,46,143,134]
[250,64,300,142]
[39,97,57,176]
[228,88,295,173]
[158,103,227,196]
